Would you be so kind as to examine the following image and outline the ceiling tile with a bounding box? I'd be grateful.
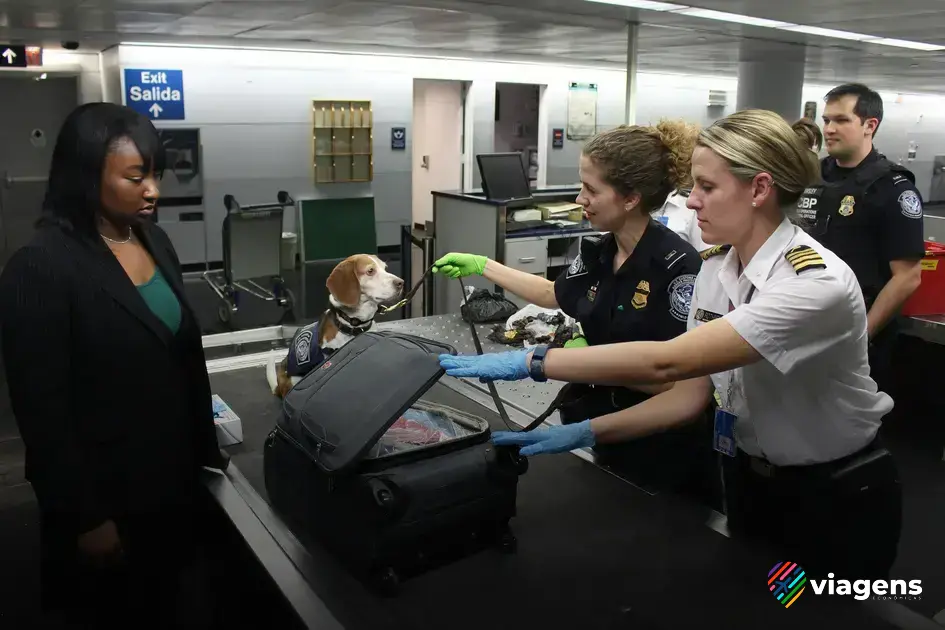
[1,0,944,93]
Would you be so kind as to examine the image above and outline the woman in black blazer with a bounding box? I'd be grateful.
[0,103,227,627]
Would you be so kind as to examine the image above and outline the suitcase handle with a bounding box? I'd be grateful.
[379,331,457,356]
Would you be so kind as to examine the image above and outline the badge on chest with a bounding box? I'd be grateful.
[586,281,599,302]
[631,280,649,310]
[838,194,855,217]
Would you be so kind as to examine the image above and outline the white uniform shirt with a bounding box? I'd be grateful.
[687,217,892,466]
[652,193,709,251]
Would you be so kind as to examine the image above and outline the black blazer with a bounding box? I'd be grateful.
[0,222,224,536]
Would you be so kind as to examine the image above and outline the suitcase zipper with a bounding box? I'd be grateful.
[273,425,322,466]
[272,426,337,492]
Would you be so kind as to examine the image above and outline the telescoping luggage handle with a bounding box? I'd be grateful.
[458,278,571,433]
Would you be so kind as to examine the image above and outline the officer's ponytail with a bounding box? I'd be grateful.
[696,110,820,208]
[655,119,698,192]
[792,118,823,153]
[582,119,699,214]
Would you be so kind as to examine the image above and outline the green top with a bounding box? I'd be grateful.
[137,266,182,335]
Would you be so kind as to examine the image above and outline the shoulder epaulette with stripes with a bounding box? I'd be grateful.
[784,245,826,274]
[699,244,731,260]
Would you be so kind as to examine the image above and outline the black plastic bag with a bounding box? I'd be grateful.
[460,288,519,323]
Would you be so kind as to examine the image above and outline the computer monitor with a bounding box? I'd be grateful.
[477,152,532,204]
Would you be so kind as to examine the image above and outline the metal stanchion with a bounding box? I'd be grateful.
[421,236,435,317]
[399,225,436,319]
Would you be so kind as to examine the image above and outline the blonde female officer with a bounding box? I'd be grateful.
[439,109,901,581]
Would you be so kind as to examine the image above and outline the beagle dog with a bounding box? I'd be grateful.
[267,254,404,398]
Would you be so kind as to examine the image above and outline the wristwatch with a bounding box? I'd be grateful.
[528,345,550,382]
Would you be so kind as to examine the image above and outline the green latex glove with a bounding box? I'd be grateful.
[564,336,588,349]
[432,252,488,278]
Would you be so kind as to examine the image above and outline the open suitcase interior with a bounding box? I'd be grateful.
[366,395,488,460]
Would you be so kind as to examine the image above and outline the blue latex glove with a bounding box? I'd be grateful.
[491,420,596,456]
[438,350,530,382]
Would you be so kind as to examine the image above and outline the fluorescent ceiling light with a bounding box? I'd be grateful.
[866,38,945,52]
[583,0,943,50]
[779,25,870,41]
[671,7,791,29]
[585,0,686,10]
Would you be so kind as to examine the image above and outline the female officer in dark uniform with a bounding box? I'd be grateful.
[433,120,709,495]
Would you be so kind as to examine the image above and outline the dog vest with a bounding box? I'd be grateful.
[286,322,327,377]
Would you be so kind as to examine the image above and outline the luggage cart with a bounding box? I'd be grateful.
[204,191,296,327]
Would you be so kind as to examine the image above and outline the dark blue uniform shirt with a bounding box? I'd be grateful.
[553,219,703,347]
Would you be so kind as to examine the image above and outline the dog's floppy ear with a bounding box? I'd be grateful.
[326,258,361,306]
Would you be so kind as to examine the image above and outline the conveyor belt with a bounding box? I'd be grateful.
[207,362,905,630]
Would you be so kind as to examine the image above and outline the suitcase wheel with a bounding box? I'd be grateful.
[497,526,518,554]
[512,452,529,475]
[371,566,400,596]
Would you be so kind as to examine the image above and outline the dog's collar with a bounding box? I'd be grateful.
[331,308,374,336]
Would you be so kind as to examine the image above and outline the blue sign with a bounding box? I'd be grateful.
[124,69,185,121]
[391,127,406,150]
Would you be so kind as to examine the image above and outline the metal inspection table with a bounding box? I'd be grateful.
[901,315,945,346]
[198,316,934,630]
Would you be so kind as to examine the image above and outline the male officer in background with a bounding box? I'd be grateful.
[797,83,924,389]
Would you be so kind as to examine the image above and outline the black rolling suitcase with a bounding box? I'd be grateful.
[263,330,528,594]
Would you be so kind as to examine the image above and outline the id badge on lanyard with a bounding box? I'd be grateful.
[713,286,753,457]
[713,379,738,457]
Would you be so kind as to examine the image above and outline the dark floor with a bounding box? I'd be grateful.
[0,256,943,625]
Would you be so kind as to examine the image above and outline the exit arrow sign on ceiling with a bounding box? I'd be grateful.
[0,45,27,68]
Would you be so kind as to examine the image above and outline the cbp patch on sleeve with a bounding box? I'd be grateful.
[898,190,923,219]
[294,329,314,365]
[567,254,588,278]
[668,274,697,322]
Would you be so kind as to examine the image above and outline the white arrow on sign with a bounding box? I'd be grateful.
[149,103,163,118]
[1,49,16,64]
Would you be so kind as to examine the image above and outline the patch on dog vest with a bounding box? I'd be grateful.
[286,323,326,377]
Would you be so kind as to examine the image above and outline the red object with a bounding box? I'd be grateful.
[901,241,945,316]
[385,417,443,445]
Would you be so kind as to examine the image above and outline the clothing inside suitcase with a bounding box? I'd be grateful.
[366,400,486,460]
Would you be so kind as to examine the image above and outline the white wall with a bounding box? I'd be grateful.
[59,42,945,261]
[110,45,631,259]
[802,84,945,200]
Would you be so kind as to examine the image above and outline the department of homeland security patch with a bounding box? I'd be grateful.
[567,254,588,278]
[668,274,696,322]
[899,190,923,219]
[294,329,313,364]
